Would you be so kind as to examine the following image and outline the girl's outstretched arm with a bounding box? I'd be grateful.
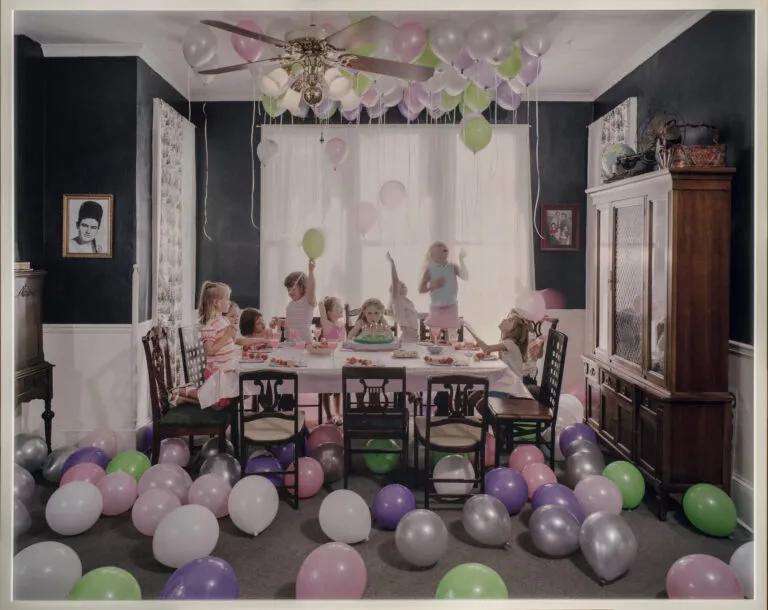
[386,251,400,292]
[456,249,468,280]
[306,259,317,306]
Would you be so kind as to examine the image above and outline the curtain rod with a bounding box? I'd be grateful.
[260,122,532,130]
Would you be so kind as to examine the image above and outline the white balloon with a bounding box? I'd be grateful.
[558,394,585,422]
[340,90,362,111]
[227,476,279,536]
[260,67,290,97]
[152,504,219,568]
[257,139,279,166]
[182,24,217,69]
[14,542,82,600]
[45,481,102,536]
[442,66,468,97]
[520,28,553,57]
[729,541,754,598]
[433,455,475,498]
[319,490,371,544]
[465,20,499,61]
[429,20,464,65]
[327,75,352,101]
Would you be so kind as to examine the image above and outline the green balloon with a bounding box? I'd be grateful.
[497,44,523,80]
[436,563,508,599]
[682,483,738,537]
[441,91,462,112]
[69,567,142,601]
[262,96,285,118]
[364,439,401,474]
[302,228,325,260]
[415,40,443,69]
[461,116,493,154]
[602,461,645,509]
[349,42,377,57]
[105,451,150,483]
[431,451,471,467]
[461,83,491,114]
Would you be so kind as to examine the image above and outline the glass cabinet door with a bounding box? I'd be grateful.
[595,208,611,354]
[648,196,669,377]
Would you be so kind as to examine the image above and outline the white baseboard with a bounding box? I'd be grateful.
[727,342,754,531]
[731,474,754,533]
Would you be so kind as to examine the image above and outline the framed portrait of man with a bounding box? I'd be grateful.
[62,195,113,258]
[540,204,580,252]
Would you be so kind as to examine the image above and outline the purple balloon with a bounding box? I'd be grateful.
[397,101,420,122]
[531,482,585,523]
[372,484,416,530]
[455,48,475,72]
[558,423,598,456]
[341,107,361,122]
[484,467,528,515]
[61,446,110,476]
[269,443,295,470]
[515,47,541,87]
[495,81,521,111]
[160,556,239,600]
[245,455,283,486]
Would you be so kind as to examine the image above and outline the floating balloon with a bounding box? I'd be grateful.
[160,556,239,600]
[395,509,448,567]
[484,467,528,514]
[487,33,516,66]
[296,542,367,599]
[461,115,492,154]
[529,504,581,557]
[14,433,48,472]
[520,27,553,57]
[435,563,508,599]
[325,137,348,170]
[729,541,754,598]
[68,567,141,601]
[14,541,82,600]
[466,60,498,90]
[300,227,325,261]
[319,489,371,544]
[182,24,217,69]
[228,476,279,536]
[256,139,278,166]
[153,505,220,568]
[495,81,522,111]
[397,101,421,122]
[429,20,464,65]
[393,22,427,64]
[461,83,491,114]
[45,481,103,536]
[231,20,264,62]
[496,44,523,80]
[462,494,512,547]
[465,21,499,61]
[667,554,744,599]
[579,512,638,583]
[310,442,344,484]
[352,201,379,236]
[515,48,541,88]
[379,180,407,208]
[682,483,738,537]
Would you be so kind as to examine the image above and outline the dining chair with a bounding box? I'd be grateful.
[341,366,408,489]
[238,370,305,509]
[414,374,489,508]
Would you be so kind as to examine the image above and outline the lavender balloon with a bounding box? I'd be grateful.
[245,455,283,486]
[467,61,498,90]
[531,483,586,523]
[61,446,110,476]
[455,48,475,72]
[372,484,416,530]
[558,423,597,456]
[397,101,420,122]
[495,81,521,111]
[515,48,541,88]
[484,467,528,515]
[269,443,295,470]
[341,107,362,122]
[160,556,239,600]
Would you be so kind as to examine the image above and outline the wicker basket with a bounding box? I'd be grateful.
[670,124,726,168]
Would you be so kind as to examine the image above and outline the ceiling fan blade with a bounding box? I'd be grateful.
[324,16,398,51]
[340,55,435,82]
[198,58,282,75]
[201,20,287,48]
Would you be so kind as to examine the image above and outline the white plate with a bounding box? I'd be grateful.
[268,361,308,368]
[240,358,268,365]
[424,359,457,367]
[473,354,499,361]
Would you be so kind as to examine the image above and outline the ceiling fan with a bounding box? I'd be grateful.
[198,16,435,106]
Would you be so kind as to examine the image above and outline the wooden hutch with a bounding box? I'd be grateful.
[582,167,734,520]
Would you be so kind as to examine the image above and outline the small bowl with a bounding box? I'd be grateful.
[427,345,443,355]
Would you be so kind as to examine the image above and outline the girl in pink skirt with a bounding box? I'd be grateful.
[418,242,468,342]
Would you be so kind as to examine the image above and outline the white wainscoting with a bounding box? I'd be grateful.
[728,340,754,531]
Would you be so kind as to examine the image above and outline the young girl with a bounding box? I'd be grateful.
[419,242,468,342]
[386,251,418,344]
[239,308,274,348]
[225,301,240,327]
[317,296,346,425]
[347,297,387,339]
[270,259,317,344]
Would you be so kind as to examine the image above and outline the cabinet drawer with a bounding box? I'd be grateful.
[601,371,634,401]
[583,359,599,382]
[635,394,663,479]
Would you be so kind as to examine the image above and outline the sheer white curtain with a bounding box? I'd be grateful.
[260,123,534,341]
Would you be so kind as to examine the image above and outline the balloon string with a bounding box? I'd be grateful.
[187,66,191,122]
[250,75,258,229]
[202,102,212,241]
[532,56,544,240]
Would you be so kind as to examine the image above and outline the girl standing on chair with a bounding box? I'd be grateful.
[419,242,468,342]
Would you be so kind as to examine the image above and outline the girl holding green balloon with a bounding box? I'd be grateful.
[270,259,317,345]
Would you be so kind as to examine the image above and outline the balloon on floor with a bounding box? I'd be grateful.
[682,483,738,538]
[152,505,220,568]
[579,512,638,583]
[666,554,744,599]
[435,563,508,599]
[160,556,239,600]
[433,454,475,497]
[106,451,151,483]
[14,433,48,472]
[363,438,401,474]
[68,567,142,601]
[319,489,371,544]
[484,467,528,514]
[310,442,344,484]
[529,504,580,557]
[395,509,449,567]
[372,484,416,530]
[188,474,231,519]
[602,461,646,509]
[296,542,367,599]
[97,471,139,516]
[14,541,83,600]
[132,488,182,536]
[729,541,754,598]
[45,481,103,536]
[462,494,512,547]
[228,476,280,536]
[284,457,324,498]
[573,475,623,517]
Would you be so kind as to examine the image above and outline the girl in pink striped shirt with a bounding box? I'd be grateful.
[198,281,239,409]
[270,259,317,344]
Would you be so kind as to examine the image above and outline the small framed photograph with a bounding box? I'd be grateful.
[540,204,580,251]
[62,194,113,258]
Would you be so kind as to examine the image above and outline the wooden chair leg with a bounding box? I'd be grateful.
[424,444,430,509]
[343,437,351,489]
[494,421,502,469]
[151,432,162,465]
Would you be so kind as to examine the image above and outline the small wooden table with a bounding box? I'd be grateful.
[15,362,55,453]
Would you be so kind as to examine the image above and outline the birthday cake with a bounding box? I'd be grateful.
[353,334,395,344]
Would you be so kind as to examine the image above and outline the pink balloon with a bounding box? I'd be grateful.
[158,437,191,468]
[231,20,264,62]
[574,475,623,516]
[402,84,426,115]
[325,138,348,170]
[154,462,194,488]
[352,202,379,236]
[60,462,105,487]
[138,464,190,504]
[285,457,324,499]
[566,382,586,408]
[522,462,557,499]
[296,542,367,599]
[666,554,744,599]
[394,22,427,64]
[307,424,343,453]
[97,471,139,516]
[539,288,566,310]
[514,289,546,321]
[79,427,119,459]
[484,431,497,468]
[188,474,231,518]
[509,445,545,474]
[131,488,181,536]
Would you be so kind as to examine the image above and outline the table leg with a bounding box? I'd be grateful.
[494,421,502,469]
[42,398,54,454]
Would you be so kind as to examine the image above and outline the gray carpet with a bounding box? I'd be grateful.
[16,450,751,600]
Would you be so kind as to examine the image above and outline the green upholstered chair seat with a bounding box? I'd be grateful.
[162,404,230,427]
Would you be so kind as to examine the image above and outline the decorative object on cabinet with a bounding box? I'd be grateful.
[15,270,54,453]
[62,194,113,258]
[583,167,735,521]
[540,205,580,251]
[669,124,726,168]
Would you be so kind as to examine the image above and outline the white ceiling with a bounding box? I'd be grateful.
[15,10,708,102]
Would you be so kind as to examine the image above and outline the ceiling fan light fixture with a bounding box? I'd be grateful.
[302,85,324,107]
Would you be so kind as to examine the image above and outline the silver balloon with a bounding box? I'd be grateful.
[564,439,602,460]
[462,494,512,547]
[199,453,241,488]
[182,24,217,69]
[529,504,581,557]
[578,511,638,583]
[310,443,344,485]
[199,437,235,462]
[565,450,606,489]
[14,465,36,505]
[41,447,76,483]
[247,448,272,461]
[395,509,449,567]
[14,434,48,472]
[14,498,32,538]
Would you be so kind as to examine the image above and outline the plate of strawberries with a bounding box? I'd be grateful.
[345,357,377,367]
[454,342,479,351]
[269,357,307,368]
[424,355,456,366]
[241,351,269,363]
[473,352,499,361]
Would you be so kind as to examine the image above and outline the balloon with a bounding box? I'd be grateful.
[153,505,220,568]
[455,48,476,72]
[188,474,231,518]
[296,542,367,599]
[521,462,557,499]
[245,455,283,486]
[14,464,36,505]
[199,454,241,489]
[484,431,497,468]
[341,105,362,123]
[729,541,754,598]
[319,489,371,544]
[579,512,638,583]
[42,446,75,483]
[62,446,110,476]
[393,22,427,64]
[395,509,448,567]
[541,288,568,311]
[14,498,32,538]
[515,48,541,88]
[69,567,141,601]
[256,139,278,166]
[198,436,234,462]
[508,445,545,473]
[302,228,325,261]
[155,461,194,488]
[352,201,379,236]
[433,454,475,497]
[495,81,521,111]
[182,24,217,69]
[138,464,190,504]
[563,438,600,460]
[97,471,138,516]
[559,423,598,455]
[231,20,264,62]
[132,488,181,536]
[484,467,528,514]
[565,450,606,489]
[60,463,105,487]
[363,438,401,474]
[514,288,546,321]
[442,68,468,98]
[574,475,623,517]
[431,451,471,467]
[228,475,279,535]
[106,450,151,483]
[602,461,646,509]
[285,457,324,498]
[372,484,416,530]
[307,424,343,453]
[466,60,498,90]
[435,563,508,599]
[158,438,191,467]
[266,17,295,44]
[325,137,348,169]
[529,504,581,557]
[682,483,738,537]
[460,116,492,154]
[487,33,516,66]
[79,427,119,459]
[429,20,464,65]
[14,541,82,600]
[466,21,499,61]
[667,554,744,599]
[520,28,553,57]
[270,442,296,469]
[531,483,585,523]
[160,556,239,600]
[397,100,421,122]
[462,494,512,547]
[14,433,48,471]
[310,443,344,484]
[496,44,523,80]
[45,481,102,535]
[461,83,491,114]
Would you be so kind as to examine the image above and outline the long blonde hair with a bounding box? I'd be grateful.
[502,313,530,361]
[197,281,231,324]
[357,297,386,325]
